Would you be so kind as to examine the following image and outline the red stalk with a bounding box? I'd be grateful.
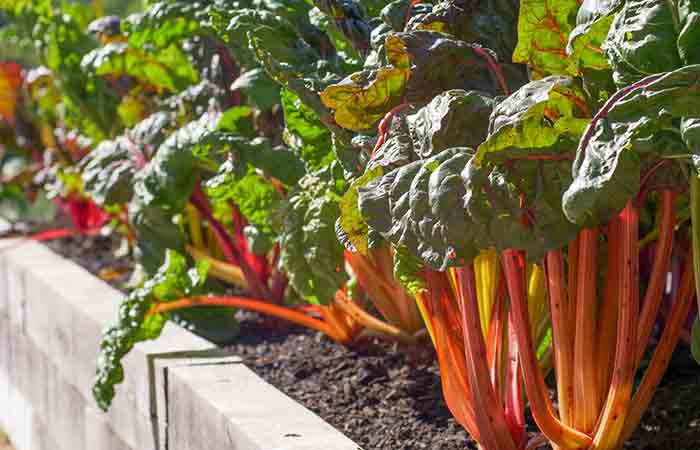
[505,314,526,450]
[189,185,270,300]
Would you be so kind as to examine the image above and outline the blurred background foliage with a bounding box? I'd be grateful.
[0,0,142,65]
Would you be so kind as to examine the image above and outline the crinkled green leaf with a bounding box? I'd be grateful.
[129,111,176,155]
[93,250,209,411]
[124,1,204,48]
[205,168,282,235]
[477,76,590,164]
[513,0,580,77]
[136,112,221,213]
[369,89,494,170]
[408,0,520,62]
[603,0,699,86]
[359,148,475,269]
[217,106,256,138]
[321,30,508,132]
[206,135,305,186]
[280,163,349,304]
[564,66,700,226]
[80,137,139,206]
[566,0,620,74]
[281,87,335,170]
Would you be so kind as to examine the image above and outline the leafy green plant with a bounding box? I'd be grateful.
[3,0,700,449]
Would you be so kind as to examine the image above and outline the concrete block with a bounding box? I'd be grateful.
[28,413,62,450]
[45,368,86,450]
[4,384,32,450]
[0,253,8,319]
[85,407,135,450]
[5,262,25,330]
[168,363,359,450]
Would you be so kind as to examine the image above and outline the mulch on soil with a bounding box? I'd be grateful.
[41,234,700,450]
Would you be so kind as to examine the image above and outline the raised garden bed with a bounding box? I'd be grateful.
[0,229,358,450]
[9,231,696,450]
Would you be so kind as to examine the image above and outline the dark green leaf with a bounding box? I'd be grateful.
[93,250,210,410]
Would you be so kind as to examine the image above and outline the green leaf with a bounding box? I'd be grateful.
[603,0,699,86]
[217,106,256,138]
[392,245,427,297]
[566,0,619,74]
[281,87,335,170]
[80,137,139,206]
[81,42,199,93]
[206,169,282,235]
[513,0,580,77]
[564,66,700,226]
[280,163,349,304]
[369,89,494,171]
[359,148,476,270]
[338,165,384,254]
[205,135,306,186]
[129,111,176,154]
[407,0,520,62]
[477,76,590,164]
[136,112,222,213]
[320,67,408,132]
[93,250,210,411]
[230,68,281,110]
[124,1,204,49]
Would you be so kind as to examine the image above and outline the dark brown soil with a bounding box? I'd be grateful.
[44,233,133,289]
[41,234,700,450]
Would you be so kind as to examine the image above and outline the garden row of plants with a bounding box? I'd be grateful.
[1,0,700,449]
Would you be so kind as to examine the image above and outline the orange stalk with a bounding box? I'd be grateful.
[620,249,695,445]
[333,290,418,344]
[573,228,601,433]
[596,222,620,405]
[544,249,574,427]
[454,265,517,450]
[591,202,640,449]
[423,270,481,443]
[149,296,349,343]
[502,250,592,450]
[635,190,676,364]
[345,250,422,333]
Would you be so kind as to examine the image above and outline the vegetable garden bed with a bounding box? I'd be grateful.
[7,231,696,450]
[3,0,700,449]
[0,230,358,450]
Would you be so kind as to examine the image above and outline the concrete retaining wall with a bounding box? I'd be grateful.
[0,232,359,450]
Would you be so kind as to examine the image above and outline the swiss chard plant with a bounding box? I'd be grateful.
[3,0,700,448]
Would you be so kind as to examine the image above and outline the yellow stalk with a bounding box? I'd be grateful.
[186,245,247,289]
[474,249,500,339]
[415,290,436,347]
[527,264,549,343]
[186,203,205,250]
